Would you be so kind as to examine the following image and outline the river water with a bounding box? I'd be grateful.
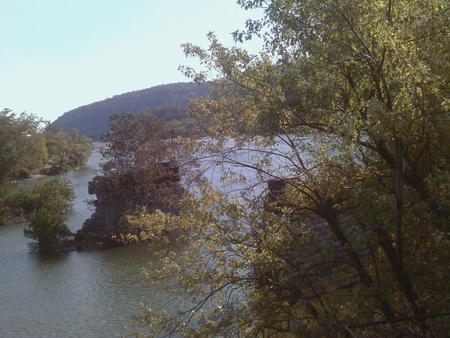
[0,151,180,338]
[0,139,286,338]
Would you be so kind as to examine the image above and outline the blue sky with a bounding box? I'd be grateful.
[1,0,263,122]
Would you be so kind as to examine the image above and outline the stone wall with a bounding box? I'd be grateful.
[81,163,181,237]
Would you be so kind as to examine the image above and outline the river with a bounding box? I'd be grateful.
[0,151,181,338]
[0,138,288,338]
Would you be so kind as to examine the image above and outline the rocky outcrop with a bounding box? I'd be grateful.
[82,176,118,235]
[78,163,182,248]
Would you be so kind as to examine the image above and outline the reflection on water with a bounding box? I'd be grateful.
[0,152,181,338]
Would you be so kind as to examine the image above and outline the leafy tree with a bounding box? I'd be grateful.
[0,109,47,183]
[96,112,186,235]
[0,185,35,224]
[23,178,75,253]
[28,178,76,213]
[44,126,92,174]
[130,0,450,337]
[44,128,69,171]
[24,208,71,253]
[66,129,93,168]
[0,109,92,181]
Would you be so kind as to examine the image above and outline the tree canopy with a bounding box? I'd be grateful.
[99,112,179,198]
[130,0,450,337]
[92,112,188,239]
[44,126,92,175]
[0,108,93,184]
[0,109,47,183]
[23,178,75,253]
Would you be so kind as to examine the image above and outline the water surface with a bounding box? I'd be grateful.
[0,152,178,337]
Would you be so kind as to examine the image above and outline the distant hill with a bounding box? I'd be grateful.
[52,82,211,140]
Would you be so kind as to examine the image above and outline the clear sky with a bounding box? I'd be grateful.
[1,0,263,122]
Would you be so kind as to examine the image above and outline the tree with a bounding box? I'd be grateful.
[130,0,450,337]
[24,208,71,253]
[96,112,186,236]
[23,178,75,253]
[0,109,47,183]
[44,126,92,174]
[66,129,93,168]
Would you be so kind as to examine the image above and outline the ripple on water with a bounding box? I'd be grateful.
[1,242,183,338]
[0,153,186,337]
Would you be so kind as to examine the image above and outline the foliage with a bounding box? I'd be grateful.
[44,126,93,174]
[27,178,76,213]
[130,0,450,337]
[23,178,75,253]
[0,109,92,183]
[0,109,47,184]
[113,207,187,245]
[53,82,212,140]
[24,208,71,253]
[0,185,35,224]
[97,112,188,235]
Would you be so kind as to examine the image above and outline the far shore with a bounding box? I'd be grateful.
[28,173,48,179]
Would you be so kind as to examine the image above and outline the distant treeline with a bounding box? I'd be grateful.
[0,108,92,184]
[53,82,212,140]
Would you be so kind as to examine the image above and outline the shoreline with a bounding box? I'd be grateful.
[28,173,48,179]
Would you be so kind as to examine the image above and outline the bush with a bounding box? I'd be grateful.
[24,208,71,253]
[21,178,76,253]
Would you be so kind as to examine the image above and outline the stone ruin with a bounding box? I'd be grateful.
[76,162,181,247]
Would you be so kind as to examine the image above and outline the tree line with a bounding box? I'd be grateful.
[0,108,92,184]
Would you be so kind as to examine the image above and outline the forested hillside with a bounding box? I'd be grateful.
[52,82,211,140]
